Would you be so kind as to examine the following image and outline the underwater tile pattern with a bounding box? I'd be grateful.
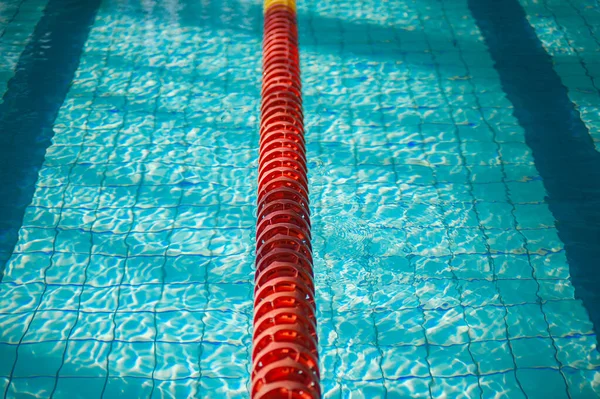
[0,0,47,103]
[518,0,600,152]
[298,0,600,397]
[0,0,261,397]
[0,0,599,398]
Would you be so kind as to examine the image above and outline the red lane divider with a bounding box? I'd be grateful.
[252,1,321,398]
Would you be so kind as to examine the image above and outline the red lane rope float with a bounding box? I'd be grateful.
[252,0,320,398]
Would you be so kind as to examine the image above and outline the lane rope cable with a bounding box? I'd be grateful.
[252,0,321,398]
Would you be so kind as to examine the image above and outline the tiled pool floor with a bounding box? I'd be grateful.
[1,0,261,397]
[300,0,600,397]
[0,0,599,398]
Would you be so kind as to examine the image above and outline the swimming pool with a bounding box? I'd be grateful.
[0,0,599,398]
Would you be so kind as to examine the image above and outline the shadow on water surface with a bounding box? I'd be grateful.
[0,0,101,281]
[469,0,600,346]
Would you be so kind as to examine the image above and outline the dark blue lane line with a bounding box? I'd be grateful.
[469,0,600,346]
[0,0,102,281]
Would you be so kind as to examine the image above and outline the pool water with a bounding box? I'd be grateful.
[0,0,599,398]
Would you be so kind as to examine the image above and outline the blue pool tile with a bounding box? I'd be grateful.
[554,335,600,370]
[451,254,491,280]
[529,252,570,280]
[53,377,105,399]
[516,368,569,399]
[331,283,372,313]
[38,286,81,311]
[0,283,44,313]
[206,283,252,313]
[201,311,250,346]
[470,340,514,375]
[151,379,199,399]
[13,341,67,377]
[424,308,470,345]
[90,233,129,257]
[563,368,600,399]
[0,313,34,344]
[513,204,556,229]
[537,280,576,302]
[485,230,526,254]
[371,282,419,310]
[103,377,153,398]
[512,337,560,369]
[157,284,209,312]
[468,165,504,184]
[544,300,594,337]
[506,181,547,204]
[430,376,480,399]
[386,378,432,399]
[0,344,17,377]
[375,309,426,346]
[496,279,539,305]
[84,254,125,287]
[381,345,430,379]
[13,227,56,253]
[476,202,514,230]
[44,253,89,285]
[155,310,204,343]
[494,254,533,279]
[113,311,155,342]
[154,342,200,380]
[428,344,477,378]
[416,279,461,310]
[320,378,342,399]
[506,304,550,339]
[21,206,61,230]
[22,311,78,343]
[337,345,383,381]
[92,208,133,235]
[2,252,49,283]
[0,0,599,397]
[5,377,56,399]
[127,231,173,257]
[338,380,387,398]
[413,256,453,280]
[458,280,503,308]
[200,343,247,379]
[448,228,488,255]
[59,340,110,377]
[174,205,218,229]
[199,377,248,397]
[79,286,119,312]
[334,312,376,345]
[479,372,526,399]
[107,342,154,378]
[465,306,507,341]
[520,229,564,254]
[117,285,162,312]
[162,255,211,284]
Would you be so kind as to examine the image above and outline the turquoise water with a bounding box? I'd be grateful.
[0,0,47,103]
[0,0,600,398]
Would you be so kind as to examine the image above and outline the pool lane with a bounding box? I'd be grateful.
[0,0,54,276]
[0,0,261,397]
[470,0,600,358]
[299,0,600,397]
